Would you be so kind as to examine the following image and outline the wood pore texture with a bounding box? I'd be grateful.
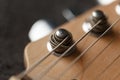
[25,1,120,80]
[0,0,97,80]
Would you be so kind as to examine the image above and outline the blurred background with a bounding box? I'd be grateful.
[0,0,98,79]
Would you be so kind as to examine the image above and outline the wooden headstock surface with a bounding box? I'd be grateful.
[24,1,120,80]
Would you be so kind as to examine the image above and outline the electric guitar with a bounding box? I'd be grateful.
[10,1,120,80]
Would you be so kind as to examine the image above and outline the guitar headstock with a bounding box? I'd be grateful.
[23,1,120,80]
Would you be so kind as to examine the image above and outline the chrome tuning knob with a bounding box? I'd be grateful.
[82,10,110,36]
[47,28,75,57]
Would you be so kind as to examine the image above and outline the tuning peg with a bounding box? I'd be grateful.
[28,19,57,42]
[115,3,120,15]
[82,10,110,36]
[47,28,75,57]
[97,0,115,5]
[62,8,76,21]
[62,7,82,21]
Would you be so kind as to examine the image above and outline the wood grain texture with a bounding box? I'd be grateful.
[24,1,120,80]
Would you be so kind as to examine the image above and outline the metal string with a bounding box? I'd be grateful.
[16,36,68,79]
[34,20,102,80]
[69,38,115,79]
[94,52,120,80]
[54,17,120,79]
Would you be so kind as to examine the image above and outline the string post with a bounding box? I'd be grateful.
[47,28,75,57]
[82,10,110,36]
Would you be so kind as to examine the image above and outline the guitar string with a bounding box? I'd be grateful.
[37,16,120,80]
[16,36,68,79]
[34,20,102,80]
[69,38,115,79]
[53,16,120,80]
[94,51,120,80]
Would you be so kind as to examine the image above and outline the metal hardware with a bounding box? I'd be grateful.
[82,10,110,36]
[47,28,75,57]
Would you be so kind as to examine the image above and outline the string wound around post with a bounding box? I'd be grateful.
[47,28,75,57]
[82,10,110,36]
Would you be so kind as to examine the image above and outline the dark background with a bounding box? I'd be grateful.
[0,0,97,79]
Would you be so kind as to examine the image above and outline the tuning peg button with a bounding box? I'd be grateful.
[115,3,120,15]
[28,19,56,42]
[82,10,110,36]
[97,0,115,5]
